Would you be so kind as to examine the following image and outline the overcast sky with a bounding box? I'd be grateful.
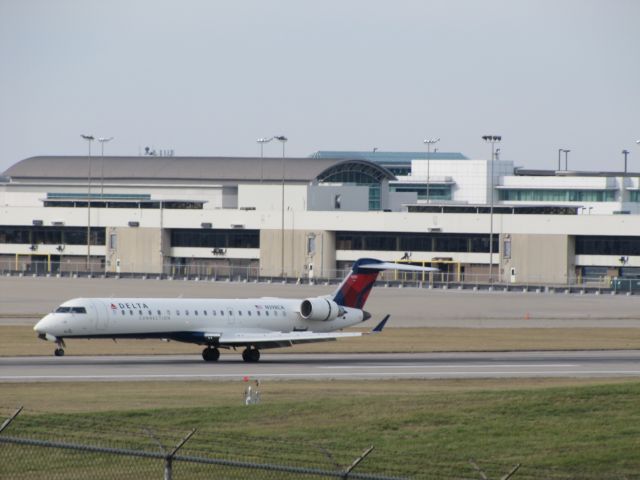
[1,0,639,173]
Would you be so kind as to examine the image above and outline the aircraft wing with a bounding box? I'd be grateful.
[217,331,362,349]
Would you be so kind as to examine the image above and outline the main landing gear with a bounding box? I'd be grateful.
[242,347,260,363]
[201,346,260,362]
[202,347,220,362]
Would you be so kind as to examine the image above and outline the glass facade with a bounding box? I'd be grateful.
[44,200,204,209]
[317,165,388,210]
[498,189,616,202]
[576,236,640,256]
[391,184,452,200]
[0,226,105,245]
[629,191,640,202]
[170,229,259,248]
[336,231,497,253]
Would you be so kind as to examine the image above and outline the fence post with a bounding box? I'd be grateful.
[146,427,197,480]
[342,445,374,478]
[0,406,23,434]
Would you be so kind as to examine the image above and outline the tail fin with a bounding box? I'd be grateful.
[332,258,438,309]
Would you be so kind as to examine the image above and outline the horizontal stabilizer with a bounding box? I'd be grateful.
[371,314,391,333]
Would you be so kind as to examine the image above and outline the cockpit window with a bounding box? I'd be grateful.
[55,306,86,314]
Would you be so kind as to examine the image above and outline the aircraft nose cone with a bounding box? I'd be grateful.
[34,314,52,333]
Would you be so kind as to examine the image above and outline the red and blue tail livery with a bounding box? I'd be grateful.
[332,258,438,309]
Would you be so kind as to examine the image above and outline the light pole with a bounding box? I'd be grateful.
[622,149,630,173]
[81,134,95,271]
[562,149,570,170]
[482,135,501,283]
[275,135,288,277]
[423,138,440,203]
[98,137,114,198]
[557,148,562,170]
[257,137,273,183]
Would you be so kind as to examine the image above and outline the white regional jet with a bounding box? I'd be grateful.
[34,258,437,362]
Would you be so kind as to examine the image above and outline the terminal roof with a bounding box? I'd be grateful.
[3,156,392,183]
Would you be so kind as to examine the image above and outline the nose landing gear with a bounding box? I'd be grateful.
[53,338,66,357]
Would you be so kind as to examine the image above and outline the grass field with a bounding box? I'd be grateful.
[2,378,640,479]
[4,325,640,357]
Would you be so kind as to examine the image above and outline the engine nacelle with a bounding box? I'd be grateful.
[300,297,342,321]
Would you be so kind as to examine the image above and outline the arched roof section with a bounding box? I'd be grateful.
[314,159,396,184]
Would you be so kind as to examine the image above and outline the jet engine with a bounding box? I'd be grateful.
[300,297,342,321]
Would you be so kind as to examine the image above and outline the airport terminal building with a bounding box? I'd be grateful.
[2,152,640,285]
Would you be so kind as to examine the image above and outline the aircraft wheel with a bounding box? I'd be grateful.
[54,348,65,357]
[202,347,220,362]
[242,347,260,363]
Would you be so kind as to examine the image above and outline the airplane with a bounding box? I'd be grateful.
[34,258,437,362]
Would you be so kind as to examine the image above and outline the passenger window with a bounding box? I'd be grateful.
[220,310,224,316]
[195,310,198,316]
[204,310,207,316]
[185,310,189,315]
[176,310,180,316]
[213,310,216,316]
[238,311,242,316]
[228,311,233,316]
[121,310,125,316]
[148,310,152,316]
[257,311,261,316]
[157,310,161,315]
[248,311,252,316]
[129,310,133,315]
[265,311,269,316]
[138,310,142,316]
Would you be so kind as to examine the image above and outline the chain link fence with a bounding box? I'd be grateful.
[0,408,407,480]
[0,260,631,295]
[3,407,640,479]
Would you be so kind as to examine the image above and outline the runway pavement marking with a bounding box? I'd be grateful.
[319,364,579,369]
[3,370,640,381]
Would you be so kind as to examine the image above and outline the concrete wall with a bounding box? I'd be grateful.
[409,159,514,204]
[259,229,335,278]
[238,184,308,211]
[307,185,369,211]
[105,227,169,274]
[389,191,418,211]
[501,233,575,284]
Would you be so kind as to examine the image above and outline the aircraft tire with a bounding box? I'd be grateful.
[54,348,65,357]
[202,347,220,362]
[242,347,260,363]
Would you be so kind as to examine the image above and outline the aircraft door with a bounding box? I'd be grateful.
[92,300,109,330]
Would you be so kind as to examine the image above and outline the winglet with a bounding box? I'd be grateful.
[372,314,391,333]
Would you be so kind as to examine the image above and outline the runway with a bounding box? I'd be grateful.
[3,351,640,382]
